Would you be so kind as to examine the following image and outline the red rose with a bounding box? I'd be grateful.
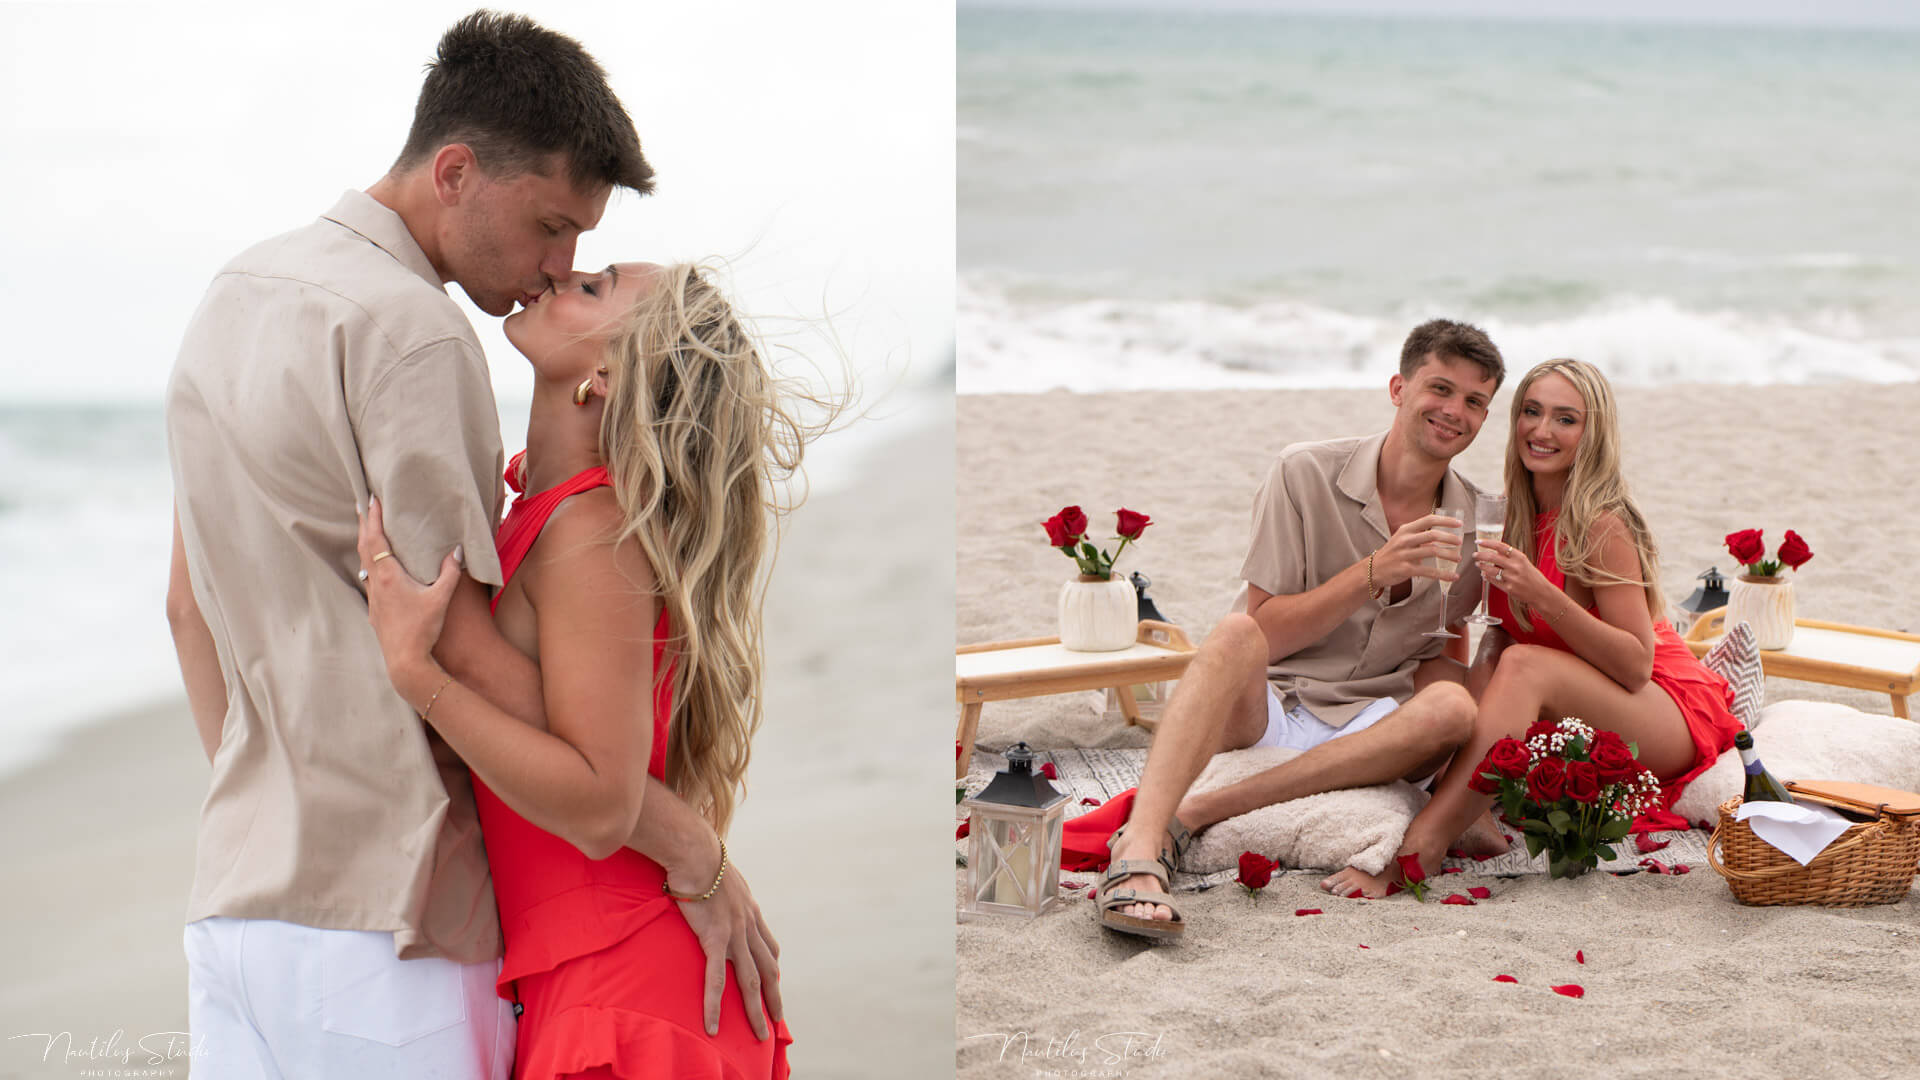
[1236,851,1275,890]
[1724,528,1766,566]
[1057,505,1089,541]
[1527,759,1567,804]
[1114,508,1152,540]
[1486,737,1532,779]
[1396,852,1427,884]
[1564,761,1600,804]
[1467,770,1502,795]
[1043,513,1074,548]
[1588,731,1637,784]
[1778,530,1813,571]
[1523,718,1560,744]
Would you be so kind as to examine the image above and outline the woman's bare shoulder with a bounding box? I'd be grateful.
[526,487,657,597]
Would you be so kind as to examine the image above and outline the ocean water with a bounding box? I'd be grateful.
[959,9,1920,392]
[0,385,941,781]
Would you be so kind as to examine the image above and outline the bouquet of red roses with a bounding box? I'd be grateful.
[1724,528,1813,580]
[1468,717,1662,880]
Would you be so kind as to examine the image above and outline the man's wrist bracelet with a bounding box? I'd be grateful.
[664,836,728,902]
[1366,549,1385,601]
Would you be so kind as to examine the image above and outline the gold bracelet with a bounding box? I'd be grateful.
[664,837,729,902]
[417,675,456,721]
[1366,549,1385,601]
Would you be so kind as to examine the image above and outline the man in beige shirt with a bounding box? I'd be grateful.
[1099,320,1507,941]
[165,13,776,1075]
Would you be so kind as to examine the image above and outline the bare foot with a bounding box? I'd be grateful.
[1321,864,1397,899]
[1455,810,1511,858]
[1108,827,1177,923]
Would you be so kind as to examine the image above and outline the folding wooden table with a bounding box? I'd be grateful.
[1684,607,1920,720]
[955,621,1196,779]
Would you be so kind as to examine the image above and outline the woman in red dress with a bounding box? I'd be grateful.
[357,262,813,1077]
[1323,358,1741,898]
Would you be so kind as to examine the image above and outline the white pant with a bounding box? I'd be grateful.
[184,917,515,1079]
[1252,691,1438,789]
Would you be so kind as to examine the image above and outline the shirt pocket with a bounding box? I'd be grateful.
[319,930,469,1046]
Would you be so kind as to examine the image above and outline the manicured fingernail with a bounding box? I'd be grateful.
[454,545,465,566]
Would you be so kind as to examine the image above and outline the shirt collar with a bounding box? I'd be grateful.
[321,190,446,291]
[1337,429,1479,540]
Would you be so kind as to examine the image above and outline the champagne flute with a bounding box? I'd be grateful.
[1466,491,1507,627]
[1422,505,1466,639]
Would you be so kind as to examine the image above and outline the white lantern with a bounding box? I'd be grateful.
[960,742,1068,919]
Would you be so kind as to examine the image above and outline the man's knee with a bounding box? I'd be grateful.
[1201,613,1269,677]
[1411,681,1475,746]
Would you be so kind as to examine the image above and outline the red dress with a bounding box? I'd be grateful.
[475,454,792,1079]
[1488,511,1741,831]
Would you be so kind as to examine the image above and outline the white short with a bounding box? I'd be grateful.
[184,917,515,1079]
[1250,690,1437,789]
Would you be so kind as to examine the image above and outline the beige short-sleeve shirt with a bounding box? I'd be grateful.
[166,191,507,962]
[1239,431,1484,729]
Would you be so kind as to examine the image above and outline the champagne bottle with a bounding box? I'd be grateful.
[1734,731,1796,804]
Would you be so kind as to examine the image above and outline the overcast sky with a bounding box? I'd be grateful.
[958,0,1920,27]
[0,1,954,405]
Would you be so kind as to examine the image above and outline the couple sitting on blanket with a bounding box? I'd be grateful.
[1083,319,1743,941]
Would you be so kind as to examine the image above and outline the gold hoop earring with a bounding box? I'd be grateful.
[573,378,594,407]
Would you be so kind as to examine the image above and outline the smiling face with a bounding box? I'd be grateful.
[504,261,662,381]
[441,154,612,317]
[1512,371,1588,477]
[1388,352,1497,463]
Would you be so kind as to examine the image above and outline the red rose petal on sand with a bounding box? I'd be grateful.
[1447,848,1467,858]
[1552,984,1585,999]
[1635,834,1671,854]
[1295,908,1323,916]
[1080,797,1102,807]
[1062,881,1086,890]
[956,821,970,840]
[1468,886,1491,899]
[1358,945,1370,949]
[1086,888,1096,899]
[1039,762,1058,780]
[1386,881,1404,896]
[1672,864,1691,874]
[1472,852,1493,862]
[1576,950,1585,964]
[1443,867,1464,874]
[1492,975,1518,984]
[1637,858,1667,874]
[1441,893,1476,906]
[1347,889,1365,900]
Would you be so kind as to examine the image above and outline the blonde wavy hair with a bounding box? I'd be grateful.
[1502,358,1667,634]
[596,263,831,835]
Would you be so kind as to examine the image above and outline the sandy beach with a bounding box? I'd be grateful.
[956,385,1920,1079]
[0,415,952,1080]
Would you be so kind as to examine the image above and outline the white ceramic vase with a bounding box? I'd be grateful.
[1727,573,1795,650]
[1058,574,1137,652]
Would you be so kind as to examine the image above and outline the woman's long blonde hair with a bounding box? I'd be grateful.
[1503,358,1667,634]
[596,263,827,835]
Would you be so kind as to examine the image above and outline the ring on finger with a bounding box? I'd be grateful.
[356,569,369,582]
[372,550,394,564]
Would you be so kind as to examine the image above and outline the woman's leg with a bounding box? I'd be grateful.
[1321,644,1695,897]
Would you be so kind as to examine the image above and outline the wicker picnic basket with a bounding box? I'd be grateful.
[1707,782,1920,907]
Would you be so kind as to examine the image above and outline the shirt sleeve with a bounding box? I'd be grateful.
[354,336,506,588]
[1239,451,1308,598]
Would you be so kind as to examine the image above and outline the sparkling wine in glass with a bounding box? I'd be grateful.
[1466,492,1507,627]
[1423,505,1466,639]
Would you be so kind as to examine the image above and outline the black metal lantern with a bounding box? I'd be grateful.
[960,742,1068,919]
[1674,566,1731,635]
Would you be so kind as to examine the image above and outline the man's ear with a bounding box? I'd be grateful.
[1387,372,1406,406]
[430,143,479,206]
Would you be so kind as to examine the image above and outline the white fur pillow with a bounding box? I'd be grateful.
[1182,746,1428,875]
[1670,700,1920,825]
[1699,620,1765,732]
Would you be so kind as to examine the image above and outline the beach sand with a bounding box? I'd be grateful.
[0,416,953,1080]
[956,385,1920,1079]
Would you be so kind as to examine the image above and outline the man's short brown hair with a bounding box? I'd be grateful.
[1399,319,1504,390]
[394,10,654,195]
